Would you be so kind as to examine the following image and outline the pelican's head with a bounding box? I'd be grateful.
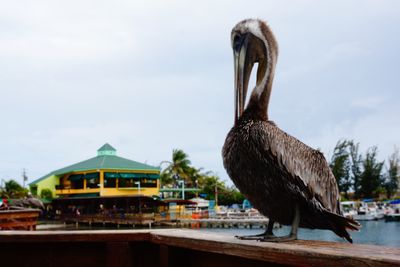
[231,19,278,123]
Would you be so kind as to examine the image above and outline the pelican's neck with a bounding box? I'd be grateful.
[246,57,275,121]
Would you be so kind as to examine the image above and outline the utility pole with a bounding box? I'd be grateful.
[215,184,218,207]
[195,179,199,197]
[22,168,28,188]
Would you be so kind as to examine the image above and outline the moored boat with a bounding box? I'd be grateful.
[384,199,400,222]
[353,201,385,221]
[340,201,357,219]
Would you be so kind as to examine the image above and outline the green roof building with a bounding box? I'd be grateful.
[29,144,160,198]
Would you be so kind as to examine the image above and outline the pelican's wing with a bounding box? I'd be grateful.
[259,122,340,213]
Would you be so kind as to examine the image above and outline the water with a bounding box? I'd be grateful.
[197,220,400,247]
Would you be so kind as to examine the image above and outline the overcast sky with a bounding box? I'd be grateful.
[1,0,399,186]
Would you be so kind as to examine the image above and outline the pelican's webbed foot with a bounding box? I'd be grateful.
[235,219,276,240]
[257,205,300,243]
[258,233,297,242]
[260,204,300,243]
[235,231,276,240]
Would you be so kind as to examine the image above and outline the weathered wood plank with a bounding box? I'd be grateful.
[0,229,399,267]
[0,229,151,243]
[106,242,131,267]
[0,220,37,228]
[0,242,106,267]
[0,212,40,219]
[150,229,400,267]
[159,244,169,267]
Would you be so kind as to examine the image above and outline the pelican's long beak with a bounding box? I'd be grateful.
[233,37,252,124]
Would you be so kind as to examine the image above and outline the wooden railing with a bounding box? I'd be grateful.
[0,229,399,267]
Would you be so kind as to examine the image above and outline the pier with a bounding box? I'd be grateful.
[178,218,270,229]
[1,229,399,266]
[57,210,272,229]
[61,213,156,228]
[58,215,271,230]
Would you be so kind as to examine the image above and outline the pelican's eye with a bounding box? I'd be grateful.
[233,33,244,52]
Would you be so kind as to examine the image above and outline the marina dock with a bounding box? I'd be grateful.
[177,218,270,229]
[59,216,271,229]
[1,229,399,266]
[57,210,272,229]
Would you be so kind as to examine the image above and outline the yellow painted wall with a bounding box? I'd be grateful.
[100,187,159,197]
[56,188,100,195]
[35,175,59,198]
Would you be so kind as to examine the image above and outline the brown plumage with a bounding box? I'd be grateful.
[222,19,360,243]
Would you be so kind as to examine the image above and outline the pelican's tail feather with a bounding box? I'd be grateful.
[324,210,361,243]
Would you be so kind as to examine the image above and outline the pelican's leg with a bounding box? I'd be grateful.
[235,219,275,240]
[259,205,300,242]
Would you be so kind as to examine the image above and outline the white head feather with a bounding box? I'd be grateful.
[231,19,272,99]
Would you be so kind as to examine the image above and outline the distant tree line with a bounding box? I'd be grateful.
[2,142,398,204]
[163,143,399,205]
[0,179,53,200]
[329,140,399,200]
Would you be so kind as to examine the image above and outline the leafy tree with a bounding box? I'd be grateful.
[40,188,53,200]
[196,173,245,205]
[359,146,384,198]
[198,174,224,202]
[0,179,28,198]
[160,149,192,187]
[384,148,399,199]
[160,171,173,187]
[218,185,245,206]
[330,140,352,198]
[186,166,206,188]
[349,141,363,199]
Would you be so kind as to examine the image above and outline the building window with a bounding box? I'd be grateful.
[69,174,84,189]
[140,178,157,188]
[104,177,116,188]
[86,178,99,188]
[85,172,100,189]
[103,172,159,188]
[119,178,139,188]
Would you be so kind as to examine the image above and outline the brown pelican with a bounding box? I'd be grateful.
[222,19,360,243]
[9,193,45,210]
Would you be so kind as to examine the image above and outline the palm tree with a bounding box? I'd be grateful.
[0,179,28,198]
[160,149,192,187]
[186,167,207,188]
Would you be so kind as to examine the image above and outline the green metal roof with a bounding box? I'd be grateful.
[97,143,116,156]
[29,144,160,186]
